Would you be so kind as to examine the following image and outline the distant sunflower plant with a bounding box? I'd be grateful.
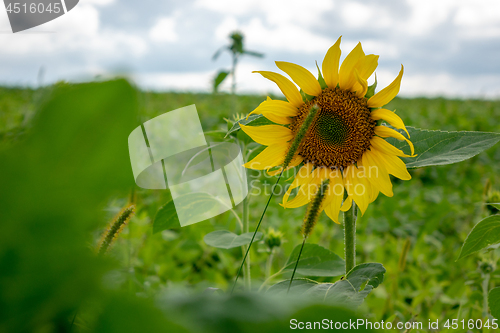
[237,36,416,286]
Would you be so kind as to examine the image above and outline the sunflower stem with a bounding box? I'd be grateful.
[288,238,306,294]
[344,197,357,274]
[231,171,283,294]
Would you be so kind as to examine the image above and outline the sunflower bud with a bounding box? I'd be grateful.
[265,227,284,250]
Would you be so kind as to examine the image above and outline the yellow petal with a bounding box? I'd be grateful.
[282,163,314,204]
[356,54,379,80]
[351,54,379,94]
[243,143,287,170]
[367,182,379,203]
[267,155,303,176]
[361,150,393,197]
[339,42,365,91]
[323,169,344,224]
[370,136,412,158]
[374,125,415,155]
[340,196,352,212]
[343,164,370,215]
[370,108,410,137]
[239,124,293,146]
[353,69,368,98]
[247,97,298,125]
[276,61,322,97]
[367,65,404,108]
[253,71,303,108]
[282,174,322,208]
[322,36,342,88]
[370,147,411,180]
[281,188,311,208]
[282,168,330,209]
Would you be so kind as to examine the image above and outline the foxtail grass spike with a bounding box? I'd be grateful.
[231,171,283,294]
[98,205,135,256]
[302,179,330,238]
[283,104,319,168]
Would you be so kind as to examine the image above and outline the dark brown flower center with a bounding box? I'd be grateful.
[289,87,376,169]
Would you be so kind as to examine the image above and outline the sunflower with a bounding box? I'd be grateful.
[240,36,415,223]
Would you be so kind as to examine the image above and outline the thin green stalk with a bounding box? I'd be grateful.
[265,248,274,279]
[231,171,283,294]
[231,53,238,95]
[482,271,490,318]
[344,200,357,274]
[242,195,251,290]
[289,179,329,293]
[258,269,284,292]
[287,238,306,294]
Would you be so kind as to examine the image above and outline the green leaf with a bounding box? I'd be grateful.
[316,61,327,89]
[487,202,500,210]
[300,89,314,103]
[243,50,264,58]
[308,263,385,308]
[225,114,275,137]
[266,278,319,296]
[346,263,386,290]
[153,192,220,233]
[152,200,180,234]
[489,287,500,319]
[203,230,263,249]
[267,263,385,309]
[283,243,345,277]
[457,215,500,260]
[386,127,500,169]
[213,70,229,92]
[365,75,377,99]
[204,130,226,141]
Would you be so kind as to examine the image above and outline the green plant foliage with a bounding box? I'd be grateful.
[283,243,345,277]
[157,292,378,333]
[153,199,180,233]
[1,85,499,331]
[226,114,274,137]
[213,71,229,93]
[458,215,500,260]
[387,126,500,168]
[489,287,500,319]
[204,230,263,249]
[267,263,386,309]
[153,193,220,233]
[0,80,148,332]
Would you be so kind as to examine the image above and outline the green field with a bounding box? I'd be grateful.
[1,83,499,332]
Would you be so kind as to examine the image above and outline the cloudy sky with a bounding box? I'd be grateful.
[1,0,500,97]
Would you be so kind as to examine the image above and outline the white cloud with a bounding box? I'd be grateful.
[404,0,455,36]
[0,3,147,57]
[83,0,116,6]
[396,72,500,98]
[341,2,377,29]
[214,16,238,41]
[134,71,214,91]
[221,17,335,54]
[195,0,334,27]
[453,0,500,38]
[149,17,178,43]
